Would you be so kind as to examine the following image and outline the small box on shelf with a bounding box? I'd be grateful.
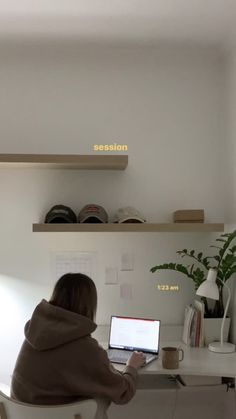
[173,209,205,223]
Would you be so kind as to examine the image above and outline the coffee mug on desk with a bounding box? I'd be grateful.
[162,347,184,369]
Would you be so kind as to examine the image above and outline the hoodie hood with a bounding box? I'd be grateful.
[24,299,97,351]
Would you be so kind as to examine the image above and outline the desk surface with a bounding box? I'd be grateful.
[111,341,236,378]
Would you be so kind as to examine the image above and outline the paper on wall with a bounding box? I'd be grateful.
[121,253,134,271]
[51,251,96,281]
[120,283,133,300]
[105,267,118,285]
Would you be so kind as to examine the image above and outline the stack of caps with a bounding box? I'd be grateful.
[44,204,108,223]
[173,209,205,223]
[44,204,146,224]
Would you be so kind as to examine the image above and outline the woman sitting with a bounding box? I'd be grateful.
[11,273,145,405]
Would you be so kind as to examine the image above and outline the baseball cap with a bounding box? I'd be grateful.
[113,206,146,223]
[78,204,108,223]
[45,205,77,223]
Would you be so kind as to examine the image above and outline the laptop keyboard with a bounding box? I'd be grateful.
[107,349,157,365]
[107,349,133,364]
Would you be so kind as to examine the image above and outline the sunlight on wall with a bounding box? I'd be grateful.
[0,278,22,332]
[0,274,50,385]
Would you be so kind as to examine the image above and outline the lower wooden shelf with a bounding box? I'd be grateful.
[32,223,224,233]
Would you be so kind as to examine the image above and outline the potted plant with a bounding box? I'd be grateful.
[150,230,236,343]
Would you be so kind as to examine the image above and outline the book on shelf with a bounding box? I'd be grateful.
[182,305,195,345]
[194,299,205,347]
[195,309,201,347]
[189,308,199,346]
[182,300,205,347]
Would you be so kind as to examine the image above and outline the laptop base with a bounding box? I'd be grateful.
[107,348,158,365]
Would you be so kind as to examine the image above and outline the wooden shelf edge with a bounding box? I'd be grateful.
[32,223,224,233]
[0,154,128,170]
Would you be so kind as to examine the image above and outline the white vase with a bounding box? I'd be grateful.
[204,317,231,346]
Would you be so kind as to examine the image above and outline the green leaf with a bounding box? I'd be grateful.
[190,264,194,274]
[202,257,210,268]
[222,254,236,267]
[225,266,236,281]
[191,267,206,289]
[177,249,187,254]
[176,264,189,275]
[219,249,224,258]
[150,263,176,273]
[150,262,192,278]
[229,245,236,254]
[176,249,187,257]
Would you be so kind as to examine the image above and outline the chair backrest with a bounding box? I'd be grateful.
[0,385,10,398]
[0,390,98,419]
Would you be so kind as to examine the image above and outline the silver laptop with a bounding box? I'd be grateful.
[107,316,160,365]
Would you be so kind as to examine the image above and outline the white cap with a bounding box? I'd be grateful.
[113,206,146,223]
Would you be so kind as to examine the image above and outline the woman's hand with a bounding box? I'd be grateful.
[126,351,146,369]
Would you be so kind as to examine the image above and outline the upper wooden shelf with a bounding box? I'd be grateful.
[32,223,224,233]
[0,154,128,170]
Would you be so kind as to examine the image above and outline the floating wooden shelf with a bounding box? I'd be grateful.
[32,223,224,233]
[0,154,128,170]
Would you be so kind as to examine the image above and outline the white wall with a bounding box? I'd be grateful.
[0,42,227,383]
[224,46,236,343]
[225,48,236,223]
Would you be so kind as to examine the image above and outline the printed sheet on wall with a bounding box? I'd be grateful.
[51,251,97,281]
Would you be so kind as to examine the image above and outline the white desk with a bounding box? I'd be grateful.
[145,341,236,378]
[96,324,236,378]
[110,341,236,378]
[108,341,236,419]
[97,323,236,419]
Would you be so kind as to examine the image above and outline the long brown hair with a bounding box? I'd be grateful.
[49,273,97,321]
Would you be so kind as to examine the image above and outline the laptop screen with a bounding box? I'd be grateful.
[109,316,160,354]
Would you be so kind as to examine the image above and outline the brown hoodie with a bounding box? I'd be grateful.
[10,299,137,405]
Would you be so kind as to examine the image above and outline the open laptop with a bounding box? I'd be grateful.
[107,316,160,365]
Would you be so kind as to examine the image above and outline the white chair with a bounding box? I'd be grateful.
[0,389,102,419]
[0,385,10,398]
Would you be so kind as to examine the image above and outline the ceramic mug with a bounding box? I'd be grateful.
[162,346,184,369]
